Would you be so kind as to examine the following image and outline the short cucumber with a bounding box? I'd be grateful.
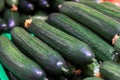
[46,13,115,61]
[0,0,5,12]
[100,61,120,80]
[0,36,47,80]
[25,18,95,66]
[11,27,70,75]
[3,8,19,30]
[83,77,103,80]
[80,1,120,22]
[59,2,120,41]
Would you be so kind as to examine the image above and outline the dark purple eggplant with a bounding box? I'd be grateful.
[0,18,8,33]
[37,0,49,8]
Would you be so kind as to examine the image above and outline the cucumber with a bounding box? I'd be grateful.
[3,8,19,30]
[18,0,34,14]
[80,1,120,22]
[100,61,120,80]
[5,0,18,11]
[25,18,95,66]
[83,77,103,80]
[0,18,8,33]
[46,13,115,61]
[59,2,120,41]
[101,2,120,11]
[0,36,47,80]
[11,27,70,75]
[0,0,5,12]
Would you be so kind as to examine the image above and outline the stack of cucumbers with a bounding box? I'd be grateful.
[0,0,120,80]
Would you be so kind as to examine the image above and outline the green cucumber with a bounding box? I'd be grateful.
[83,77,103,80]
[100,61,120,80]
[0,0,5,12]
[0,36,47,80]
[101,2,120,11]
[25,18,95,66]
[80,1,120,22]
[59,1,120,41]
[11,27,70,75]
[46,13,115,61]
[3,8,19,30]
[5,0,18,6]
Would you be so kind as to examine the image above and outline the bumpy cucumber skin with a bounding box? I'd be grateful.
[46,13,115,61]
[3,9,19,29]
[27,19,95,66]
[0,36,47,80]
[59,2,120,41]
[11,27,70,75]
[100,61,120,80]
[114,36,120,53]
[0,0,5,12]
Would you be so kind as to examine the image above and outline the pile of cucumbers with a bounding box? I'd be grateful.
[0,0,120,80]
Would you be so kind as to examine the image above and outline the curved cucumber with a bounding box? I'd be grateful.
[0,36,47,80]
[46,13,115,61]
[11,27,70,75]
[59,2,120,41]
[25,18,95,66]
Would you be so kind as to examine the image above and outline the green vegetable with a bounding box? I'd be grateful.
[0,36,47,80]
[11,27,70,75]
[46,13,115,61]
[0,0,5,12]
[59,1,120,41]
[100,61,120,80]
[25,18,95,66]
[83,77,103,80]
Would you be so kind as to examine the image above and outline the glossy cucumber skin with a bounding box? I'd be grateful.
[0,0,5,12]
[3,8,19,29]
[100,61,120,80]
[59,2,120,41]
[0,36,47,80]
[46,13,115,61]
[5,0,19,6]
[80,1,120,22]
[26,19,95,66]
[11,27,70,75]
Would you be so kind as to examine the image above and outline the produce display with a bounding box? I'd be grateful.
[0,0,120,80]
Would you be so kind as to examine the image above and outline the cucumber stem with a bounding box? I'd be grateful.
[73,69,82,75]
[58,4,62,8]
[11,5,18,11]
[25,19,32,28]
[112,34,118,45]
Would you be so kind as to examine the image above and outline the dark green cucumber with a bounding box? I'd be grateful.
[46,13,115,61]
[11,27,70,75]
[18,0,34,14]
[80,1,120,22]
[0,0,5,12]
[3,8,19,30]
[59,2,120,41]
[25,18,95,66]
[100,61,120,80]
[0,36,47,80]
[0,18,8,33]
[83,77,103,80]
[37,0,49,8]
[101,2,120,11]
